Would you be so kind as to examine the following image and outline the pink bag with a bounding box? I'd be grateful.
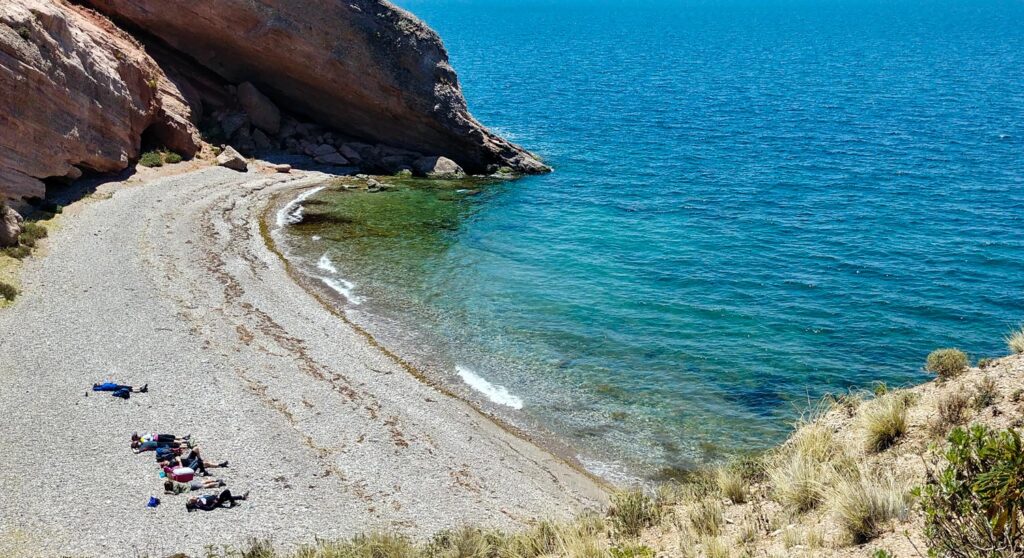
[164,466,194,482]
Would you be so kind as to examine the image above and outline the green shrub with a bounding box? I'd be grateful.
[2,246,31,259]
[19,222,47,247]
[872,381,889,397]
[16,26,31,41]
[610,544,655,558]
[0,281,17,301]
[164,152,183,164]
[978,357,996,369]
[608,489,659,538]
[916,425,1024,557]
[139,151,164,168]
[926,348,969,380]
[1007,326,1024,355]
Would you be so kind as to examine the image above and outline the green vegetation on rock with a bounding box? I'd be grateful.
[917,425,1024,557]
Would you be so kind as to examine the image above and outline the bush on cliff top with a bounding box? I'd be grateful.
[926,348,969,380]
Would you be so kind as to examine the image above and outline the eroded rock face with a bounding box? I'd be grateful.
[82,0,549,175]
[0,0,201,201]
[0,204,23,247]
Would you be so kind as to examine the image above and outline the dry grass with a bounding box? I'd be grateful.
[702,536,730,558]
[768,450,832,513]
[931,391,971,436]
[609,489,659,539]
[688,498,723,537]
[972,375,999,410]
[925,348,968,380]
[830,473,910,544]
[861,393,908,452]
[716,467,748,504]
[1007,326,1024,355]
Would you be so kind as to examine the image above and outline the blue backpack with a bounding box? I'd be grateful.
[155,447,177,462]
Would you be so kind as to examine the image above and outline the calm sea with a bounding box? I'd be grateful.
[278,0,1024,481]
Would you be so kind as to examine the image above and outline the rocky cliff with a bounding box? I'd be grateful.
[0,0,200,200]
[0,0,547,202]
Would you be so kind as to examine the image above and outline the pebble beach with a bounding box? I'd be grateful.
[0,166,605,557]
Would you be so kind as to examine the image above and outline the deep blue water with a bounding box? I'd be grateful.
[285,0,1024,480]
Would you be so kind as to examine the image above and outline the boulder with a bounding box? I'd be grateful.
[338,144,363,165]
[313,144,337,157]
[0,204,24,247]
[219,112,249,139]
[252,129,273,151]
[81,0,550,175]
[315,152,351,166]
[216,146,248,171]
[268,163,291,173]
[230,126,256,155]
[414,156,466,179]
[237,82,281,135]
[0,0,200,201]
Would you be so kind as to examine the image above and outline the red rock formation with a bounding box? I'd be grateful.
[82,0,549,175]
[0,0,200,200]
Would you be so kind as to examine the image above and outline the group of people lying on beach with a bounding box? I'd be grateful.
[131,432,249,511]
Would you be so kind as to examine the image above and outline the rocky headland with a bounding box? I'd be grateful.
[0,0,548,208]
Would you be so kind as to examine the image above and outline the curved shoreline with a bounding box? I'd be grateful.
[0,165,606,557]
[260,183,616,492]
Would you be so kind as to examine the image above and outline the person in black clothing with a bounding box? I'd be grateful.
[185,489,249,512]
[158,447,228,476]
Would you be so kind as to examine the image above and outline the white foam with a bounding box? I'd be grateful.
[320,276,362,304]
[456,365,524,410]
[311,235,322,241]
[577,455,643,485]
[276,186,326,228]
[317,253,338,273]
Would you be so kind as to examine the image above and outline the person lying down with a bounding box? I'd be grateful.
[157,447,228,476]
[164,478,226,494]
[130,432,191,453]
[185,489,249,512]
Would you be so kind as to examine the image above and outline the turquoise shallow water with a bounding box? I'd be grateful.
[281,0,1024,480]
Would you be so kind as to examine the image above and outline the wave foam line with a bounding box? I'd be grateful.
[317,253,338,273]
[320,276,362,305]
[456,365,524,409]
[276,186,326,228]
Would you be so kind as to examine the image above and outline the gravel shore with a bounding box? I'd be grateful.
[0,166,605,557]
